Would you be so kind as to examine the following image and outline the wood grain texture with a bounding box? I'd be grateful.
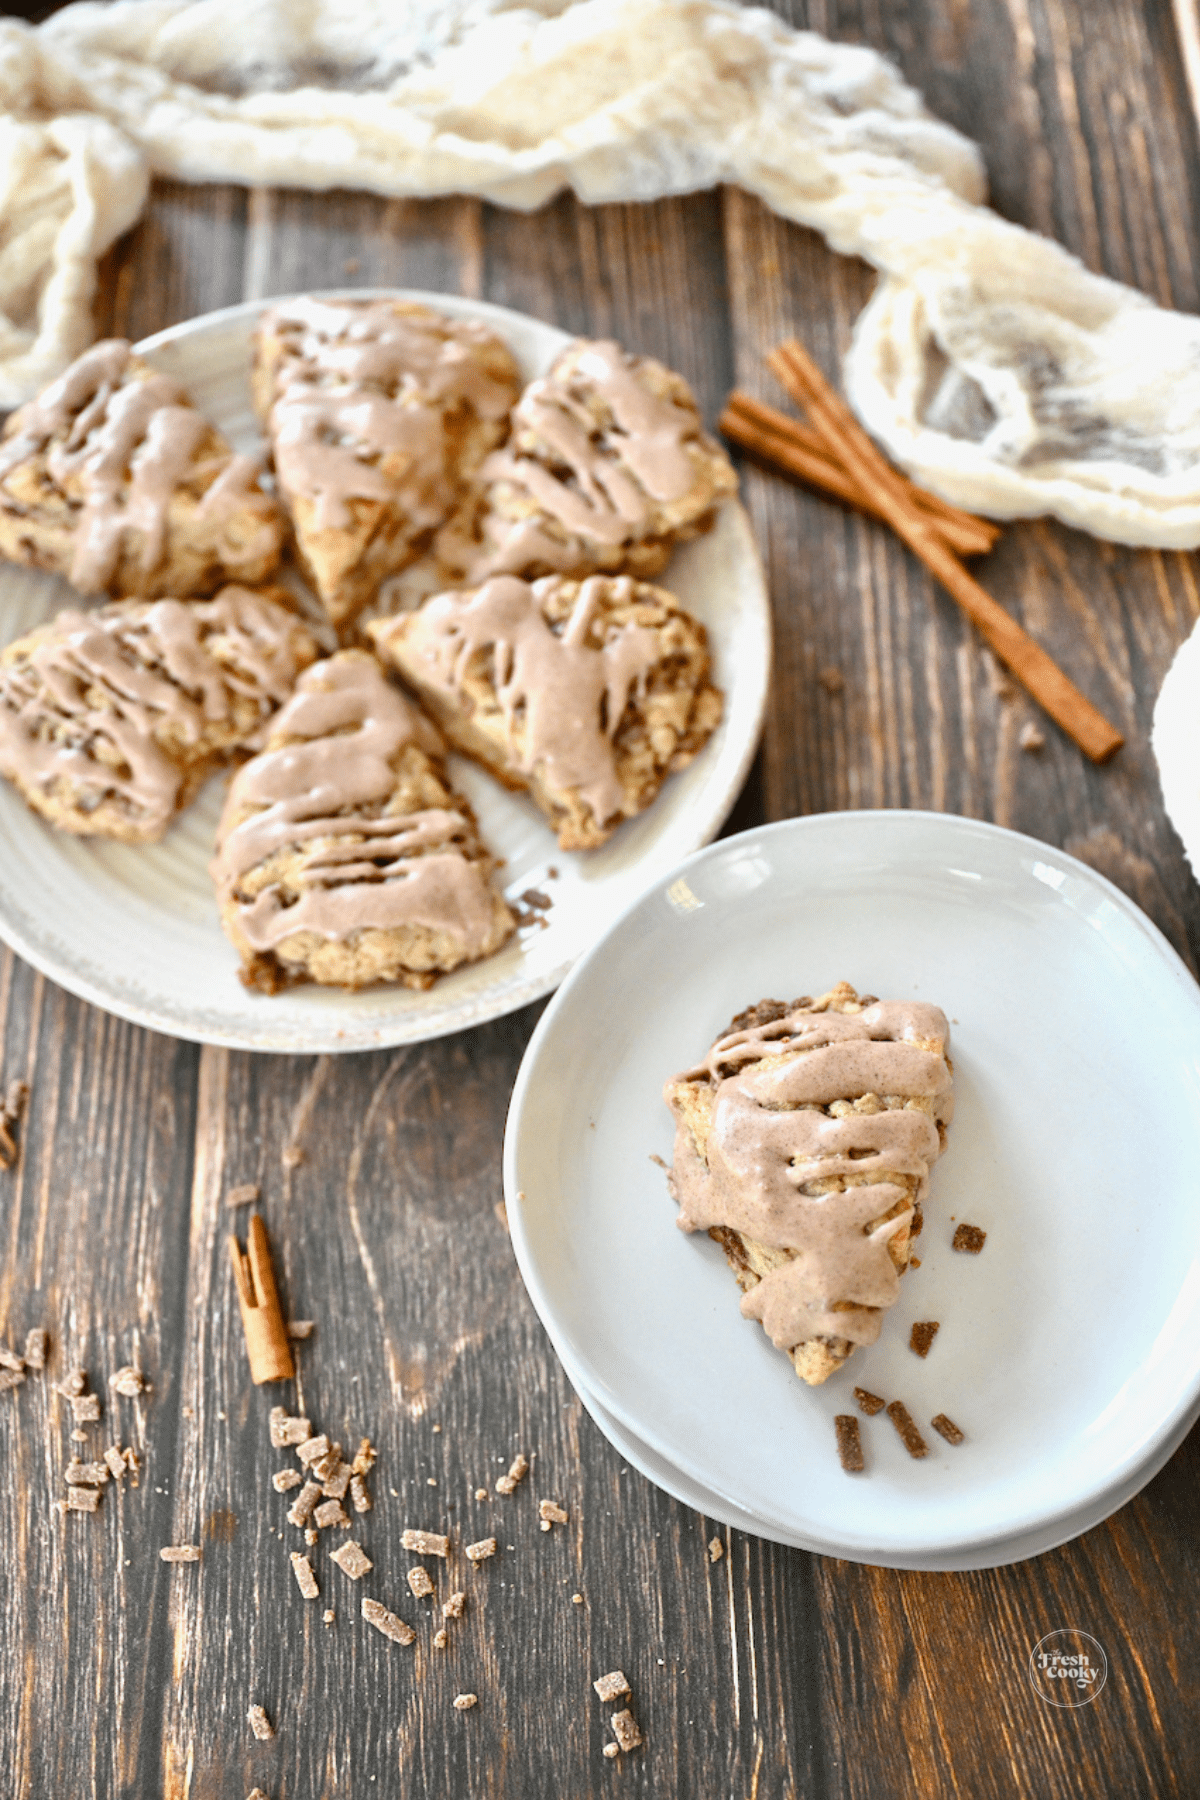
[0,1,1199,1795]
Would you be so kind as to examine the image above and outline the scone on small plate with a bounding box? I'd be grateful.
[428,337,738,587]
[0,339,284,598]
[663,983,954,1385]
[212,649,515,992]
[252,298,521,631]
[0,587,319,842]
[370,572,723,851]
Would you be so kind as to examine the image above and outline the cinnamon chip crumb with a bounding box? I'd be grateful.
[453,1694,478,1712]
[110,1366,146,1398]
[495,1451,528,1495]
[572,1593,584,1605]
[350,1475,372,1514]
[909,1321,940,1358]
[443,1591,466,1618]
[708,1537,724,1563]
[433,1628,448,1648]
[270,1407,311,1448]
[401,1528,449,1557]
[290,1553,319,1599]
[247,1704,274,1741]
[160,1545,201,1563]
[362,1598,415,1645]
[593,1671,630,1702]
[610,1709,643,1752]
[281,1146,305,1170]
[272,1469,302,1493]
[835,1415,864,1473]
[286,1321,315,1340]
[104,1445,128,1481]
[603,1744,619,1759]
[952,1223,987,1253]
[323,1609,335,1625]
[1019,721,1046,752]
[886,1401,928,1459]
[305,1527,318,1546]
[931,1413,965,1445]
[331,1541,373,1580]
[313,1499,349,1530]
[224,1183,260,1208]
[538,1499,568,1528]
[61,1485,100,1512]
[23,1328,47,1371]
[853,1386,886,1416]
[474,1488,489,1501]
[407,1567,435,1598]
[465,1537,497,1563]
[350,1438,376,1476]
[246,1789,269,1800]
[57,1369,86,1397]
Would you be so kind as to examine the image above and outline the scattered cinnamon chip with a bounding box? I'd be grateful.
[853,1387,886,1416]
[287,1482,321,1528]
[269,1407,311,1448]
[834,1414,864,1473]
[0,1347,25,1372]
[593,1671,630,1702]
[311,1445,343,1485]
[474,1488,489,1501]
[1019,721,1046,752]
[290,1553,319,1599]
[360,1597,415,1645]
[104,1445,128,1481]
[272,1469,302,1493]
[931,1413,965,1445]
[71,1393,101,1423]
[433,1628,448,1648]
[247,1789,269,1800]
[160,1545,201,1563]
[708,1537,724,1563]
[886,1401,928,1459]
[538,1499,568,1529]
[247,1704,274,1741]
[296,1434,330,1468]
[65,1458,110,1486]
[909,1321,940,1358]
[286,1321,315,1341]
[350,1438,376,1476]
[453,1694,478,1712]
[349,1475,372,1514]
[313,1499,349,1530]
[225,1183,260,1209]
[401,1528,449,1557]
[57,1369,86,1397]
[23,1328,47,1371]
[443,1591,466,1619]
[952,1223,987,1253]
[610,1710,643,1752]
[407,1567,435,1599]
[61,1486,100,1513]
[603,1744,619,1760]
[110,1366,146,1398]
[281,1146,305,1170]
[465,1537,497,1563]
[494,1451,528,1495]
[321,1462,351,1501]
[331,1541,373,1580]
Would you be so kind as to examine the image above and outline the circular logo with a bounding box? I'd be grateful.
[1028,1630,1108,1707]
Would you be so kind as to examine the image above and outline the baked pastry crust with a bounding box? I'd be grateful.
[0,339,284,599]
[370,572,722,851]
[426,338,738,588]
[0,586,319,842]
[663,984,954,1386]
[212,649,515,991]
[252,298,520,630]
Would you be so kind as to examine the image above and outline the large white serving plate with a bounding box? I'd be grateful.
[0,292,769,1052]
[505,811,1200,1563]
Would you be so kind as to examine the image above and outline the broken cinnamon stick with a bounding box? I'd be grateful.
[720,390,1000,558]
[229,1215,294,1384]
[767,339,1124,764]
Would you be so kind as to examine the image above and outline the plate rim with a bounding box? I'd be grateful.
[504,807,1200,1556]
[0,288,771,1052]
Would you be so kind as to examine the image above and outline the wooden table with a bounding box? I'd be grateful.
[2,2,1199,1794]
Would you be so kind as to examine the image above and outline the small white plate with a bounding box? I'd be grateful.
[505,812,1200,1563]
[0,292,770,1052]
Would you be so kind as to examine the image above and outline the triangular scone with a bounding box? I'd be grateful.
[251,298,521,631]
[370,572,722,851]
[0,339,284,599]
[0,587,319,842]
[212,650,515,992]
[429,338,738,587]
[663,984,954,1386]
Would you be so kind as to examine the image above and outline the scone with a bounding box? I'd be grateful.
[663,984,954,1386]
[370,572,722,851]
[252,297,521,630]
[0,339,284,598]
[212,650,515,992]
[0,587,320,842]
[429,338,738,586]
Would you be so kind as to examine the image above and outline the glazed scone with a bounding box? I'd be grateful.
[252,298,521,630]
[0,587,320,842]
[370,572,722,851]
[212,650,515,992]
[0,340,284,599]
[428,338,738,587]
[663,984,954,1386]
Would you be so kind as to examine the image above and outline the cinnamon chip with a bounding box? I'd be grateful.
[885,1401,928,1459]
[65,1458,110,1486]
[286,1321,315,1340]
[707,1537,724,1563]
[453,1694,478,1711]
[287,1482,321,1527]
[70,1393,101,1423]
[272,1469,302,1493]
[104,1445,128,1481]
[313,1499,349,1530]
[296,1433,330,1467]
[350,1439,376,1476]
[909,1321,940,1358]
[443,1591,466,1619]
[331,1541,373,1580]
[407,1567,435,1599]
[538,1499,568,1529]
[853,1386,886,1416]
[247,1704,274,1741]
[269,1407,311,1448]
[465,1537,497,1563]
[834,1414,864,1473]
[320,1462,351,1500]
[110,1366,146,1398]
[495,1452,528,1495]
[160,1545,201,1562]
[401,1528,449,1557]
[224,1183,260,1208]
[433,1628,448,1648]
[290,1553,319,1599]
[952,1223,987,1253]
[61,1486,100,1512]
[931,1413,965,1445]
[593,1671,630,1702]
[23,1328,47,1371]
[610,1710,643,1752]
[349,1475,372,1514]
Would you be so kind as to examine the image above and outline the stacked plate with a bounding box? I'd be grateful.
[504,812,1200,1570]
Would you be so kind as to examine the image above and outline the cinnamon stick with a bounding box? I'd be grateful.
[720,391,1000,558]
[229,1214,294,1384]
[767,340,1124,764]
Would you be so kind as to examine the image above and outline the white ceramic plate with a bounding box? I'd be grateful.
[505,811,1200,1563]
[0,292,769,1052]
